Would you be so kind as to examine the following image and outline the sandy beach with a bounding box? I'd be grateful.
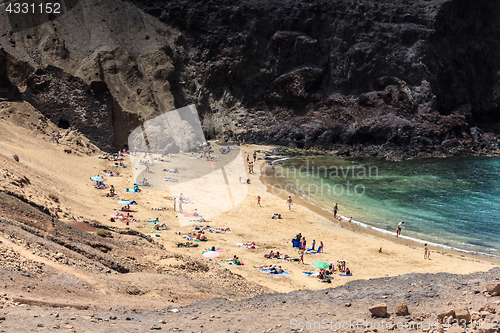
[84,142,498,293]
[0,108,497,296]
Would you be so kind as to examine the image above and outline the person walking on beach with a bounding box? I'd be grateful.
[287,196,293,211]
[298,248,304,264]
[396,221,404,237]
[424,243,429,259]
[257,195,261,207]
[333,203,338,219]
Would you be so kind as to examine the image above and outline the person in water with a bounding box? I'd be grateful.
[396,221,404,237]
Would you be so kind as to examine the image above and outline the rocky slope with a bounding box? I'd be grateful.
[1,0,500,158]
[0,263,499,332]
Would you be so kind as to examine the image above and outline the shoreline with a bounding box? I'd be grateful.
[259,149,500,265]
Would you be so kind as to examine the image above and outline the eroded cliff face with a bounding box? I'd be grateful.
[22,66,115,151]
[0,0,184,151]
[128,0,500,158]
[0,0,499,158]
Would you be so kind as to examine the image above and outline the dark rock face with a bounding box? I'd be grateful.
[22,66,115,152]
[126,0,500,159]
[0,49,22,101]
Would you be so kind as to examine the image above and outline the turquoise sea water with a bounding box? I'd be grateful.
[272,156,500,257]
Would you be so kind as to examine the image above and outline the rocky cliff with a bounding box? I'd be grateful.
[0,0,500,158]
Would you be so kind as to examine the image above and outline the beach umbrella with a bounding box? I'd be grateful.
[202,251,220,258]
[312,261,329,269]
[118,201,130,205]
[91,176,104,182]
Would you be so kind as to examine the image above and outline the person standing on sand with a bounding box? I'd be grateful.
[173,196,176,212]
[179,200,183,213]
[298,248,304,264]
[396,221,404,237]
[287,196,293,211]
[253,151,257,162]
[333,203,338,218]
[257,195,261,207]
[424,243,429,259]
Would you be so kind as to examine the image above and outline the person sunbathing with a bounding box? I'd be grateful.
[195,231,207,241]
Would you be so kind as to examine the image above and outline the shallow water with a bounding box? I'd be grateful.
[271,156,500,256]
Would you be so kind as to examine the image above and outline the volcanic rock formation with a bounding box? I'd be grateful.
[1,0,500,158]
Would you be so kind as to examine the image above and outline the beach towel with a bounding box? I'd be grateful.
[181,200,194,204]
[261,269,289,275]
[151,207,166,210]
[182,212,197,217]
[237,243,259,249]
[302,271,320,277]
[291,239,301,248]
[165,177,178,182]
[126,189,140,193]
[166,169,179,173]
[121,209,137,212]
[147,221,159,223]
[308,246,323,254]
[339,274,352,277]
[182,235,193,241]
[194,239,207,242]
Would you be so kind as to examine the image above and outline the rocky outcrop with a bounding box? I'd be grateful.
[2,0,500,158]
[22,66,115,152]
[125,0,500,159]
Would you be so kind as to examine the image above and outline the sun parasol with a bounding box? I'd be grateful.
[202,251,220,258]
[312,261,329,269]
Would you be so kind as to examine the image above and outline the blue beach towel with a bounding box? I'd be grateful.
[291,239,301,248]
[308,246,323,254]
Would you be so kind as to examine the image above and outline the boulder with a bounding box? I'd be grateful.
[454,304,471,323]
[394,302,410,316]
[437,309,455,324]
[479,303,497,314]
[369,303,387,317]
[485,283,500,296]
